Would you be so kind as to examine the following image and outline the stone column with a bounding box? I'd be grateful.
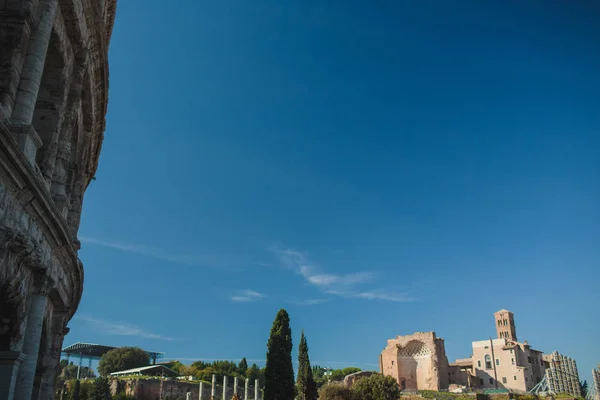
[211,374,216,398]
[222,376,228,400]
[0,351,27,400]
[11,0,59,125]
[46,56,86,193]
[34,317,68,400]
[233,376,238,395]
[254,379,259,400]
[0,1,37,118]
[186,392,192,400]
[199,381,204,400]
[14,294,48,400]
[244,378,249,400]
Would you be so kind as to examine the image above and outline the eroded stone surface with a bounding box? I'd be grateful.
[0,0,116,398]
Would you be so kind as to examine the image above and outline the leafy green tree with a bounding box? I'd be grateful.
[330,367,361,382]
[246,363,266,386]
[89,377,111,400]
[192,360,210,371]
[68,379,81,400]
[169,361,184,374]
[351,374,400,400]
[318,383,354,400]
[264,308,294,400]
[297,330,318,400]
[97,347,149,377]
[196,367,219,382]
[238,357,249,375]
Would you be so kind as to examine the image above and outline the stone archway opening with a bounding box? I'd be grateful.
[0,283,22,351]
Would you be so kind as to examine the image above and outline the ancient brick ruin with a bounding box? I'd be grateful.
[380,331,450,391]
[0,0,116,399]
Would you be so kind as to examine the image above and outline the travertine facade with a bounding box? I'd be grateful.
[380,332,449,391]
[0,0,116,399]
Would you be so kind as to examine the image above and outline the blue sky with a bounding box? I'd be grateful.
[68,0,599,382]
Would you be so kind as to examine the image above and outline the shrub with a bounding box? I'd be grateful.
[352,374,400,400]
[319,383,354,400]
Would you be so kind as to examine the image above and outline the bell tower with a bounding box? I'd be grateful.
[494,309,517,341]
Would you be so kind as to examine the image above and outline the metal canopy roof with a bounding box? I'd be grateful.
[61,342,164,361]
[110,365,178,378]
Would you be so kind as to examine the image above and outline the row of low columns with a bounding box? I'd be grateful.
[199,374,261,400]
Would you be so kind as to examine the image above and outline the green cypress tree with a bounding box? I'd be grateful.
[264,309,294,400]
[297,330,318,400]
[238,357,248,375]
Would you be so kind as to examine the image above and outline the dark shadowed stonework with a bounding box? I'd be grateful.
[0,0,116,399]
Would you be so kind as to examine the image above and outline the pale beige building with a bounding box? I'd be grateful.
[380,332,449,391]
[450,310,546,393]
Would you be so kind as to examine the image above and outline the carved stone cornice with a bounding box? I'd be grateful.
[0,119,83,317]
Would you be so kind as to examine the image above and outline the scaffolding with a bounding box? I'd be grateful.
[530,352,581,397]
[587,368,600,400]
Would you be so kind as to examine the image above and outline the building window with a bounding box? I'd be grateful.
[514,376,517,381]
[527,356,531,363]
[526,377,528,382]
[502,377,507,384]
[485,355,492,370]
[480,379,484,385]
[496,359,500,366]
[511,358,515,365]
[391,361,394,366]
[510,349,513,354]
[490,378,494,384]
[478,360,481,368]
[504,319,508,326]
[498,320,502,326]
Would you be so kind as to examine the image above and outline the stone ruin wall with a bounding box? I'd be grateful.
[110,378,261,400]
[0,0,116,398]
[380,331,450,391]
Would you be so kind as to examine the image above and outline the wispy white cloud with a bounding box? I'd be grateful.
[79,236,235,269]
[269,247,414,303]
[288,298,330,306]
[76,315,174,341]
[230,290,265,303]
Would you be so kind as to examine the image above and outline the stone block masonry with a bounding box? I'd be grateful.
[0,0,116,399]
